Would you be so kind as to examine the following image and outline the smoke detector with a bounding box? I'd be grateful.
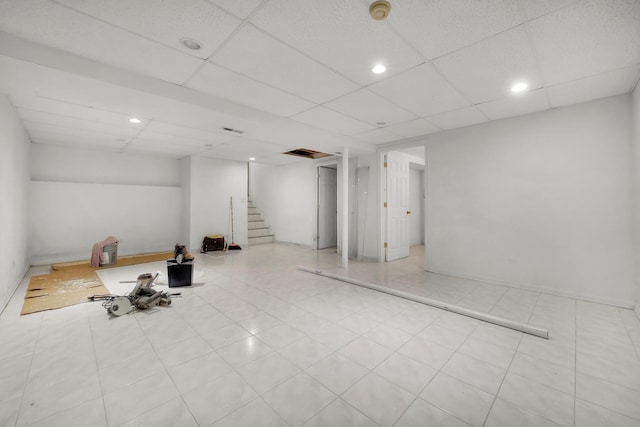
[369,1,391,20]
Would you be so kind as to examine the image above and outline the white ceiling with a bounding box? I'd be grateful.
[0,0,638,165]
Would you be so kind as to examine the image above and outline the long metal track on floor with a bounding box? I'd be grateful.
[298,266,549,339]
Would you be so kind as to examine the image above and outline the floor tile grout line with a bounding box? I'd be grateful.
[481,331,524,427]
[573,297,578,427]
[87,306,112,427]
[618,306,640,361]
[5,244,640,426]
[12,310,43,427]
[396,321,479,427]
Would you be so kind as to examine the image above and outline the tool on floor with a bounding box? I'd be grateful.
[88,272,181,316]
[228,197,241,250]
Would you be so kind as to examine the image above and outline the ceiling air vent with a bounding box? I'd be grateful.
[221,126,244,134]
[283,148,334,159]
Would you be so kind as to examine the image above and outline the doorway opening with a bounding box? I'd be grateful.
[317,165,338,250]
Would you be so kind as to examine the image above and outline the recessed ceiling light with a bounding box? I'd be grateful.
[129,117,141,124]
[511,82,528,93]
[180,38,201,50]
[372,64,387,74]
[249,157,255,161]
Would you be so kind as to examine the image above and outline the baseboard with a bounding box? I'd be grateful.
[274,240,314,249]
[425,267,635,310]
[355,256,379,263]
[0,264,30,315]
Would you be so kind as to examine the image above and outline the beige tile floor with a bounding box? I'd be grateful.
[1,244,639,426]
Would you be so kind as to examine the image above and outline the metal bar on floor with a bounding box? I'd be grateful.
[298,265,549,339]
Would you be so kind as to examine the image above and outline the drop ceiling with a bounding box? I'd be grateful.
[0,0,638,165]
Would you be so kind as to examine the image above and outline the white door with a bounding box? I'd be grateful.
[317,166,337,249]
[385,152,410,261]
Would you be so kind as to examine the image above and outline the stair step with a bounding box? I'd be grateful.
[249,227,271,238]
[247,201,272,244]
[248,235,274,245]
[248,220,266,229]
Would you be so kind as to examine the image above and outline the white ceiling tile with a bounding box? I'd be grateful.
[434,26,542,103]
[133,130,221,149]
[198,150,254,162]
[0,0,637,163]
[126,138,208,155]
[23,121,133,142]
[324,89,416,127]
[476,88,550,120]
[252,117,354,150]
[368,62,471,117]
[383,119,440,139]
[291,106,375,135]
[187,62,314,117]
[206,0,262,19]
[27,126,128,147]
[426,106,489,130]
[9,92,143,127]
[250,0,423,85]
[211,25,359,103]
[388,0,522,59]
[0,0,203,84]
[352,128,402,145]
[56,0,241,59]
[529,0,640,86]
[517,0,582,20]
[143,120,233,144]
[30,139,127,153]
[17,107,141,137]
[547,66,640,108]
[250,156,299,166]
[219,138,290,154]
[148,101,259,136]
[25,76,257,136]
[123,144,201,158]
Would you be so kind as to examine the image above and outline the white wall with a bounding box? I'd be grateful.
[187,156,247,251]
[31,144,181,186]
[29,145,183,264]
[426,95,635,307]
[180,156,192,248]
[272,162,317,246]
[0,95,30,312]
[633,84,640,317]
[30,182,181,264]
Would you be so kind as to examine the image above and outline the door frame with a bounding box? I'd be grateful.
[315,160,339,250]
[378,143,427,263]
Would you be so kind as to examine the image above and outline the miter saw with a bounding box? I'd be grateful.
[89,272,180,316]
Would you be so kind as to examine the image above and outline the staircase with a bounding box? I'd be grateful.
[248,200,275,245]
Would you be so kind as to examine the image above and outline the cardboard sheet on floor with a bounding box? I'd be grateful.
[21,267,107,315]
[21,251,174,315]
